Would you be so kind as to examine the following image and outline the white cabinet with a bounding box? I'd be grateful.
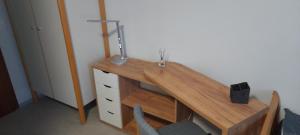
[94,69,123,128]
[6,0,76,107]
[5,0,53,98]
[6,0,103,108]
[30,0,76,107]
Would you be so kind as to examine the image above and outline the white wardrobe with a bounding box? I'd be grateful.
[6,0,104,108]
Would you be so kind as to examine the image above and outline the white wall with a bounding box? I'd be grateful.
[0,0,32,105]
[105,0,300,115]
[65,0,104,105]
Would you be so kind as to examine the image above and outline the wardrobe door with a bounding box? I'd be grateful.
[5,0,53,97]
[30,0,76,107]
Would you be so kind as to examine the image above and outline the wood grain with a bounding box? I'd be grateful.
[93,56,156,85]
[144,62,268,135]
[122,88,176,123]
[57,0,86,124]
[98,0,110,58]
[95,57,268,134]
[124,115,169,135]
[260,91,279,135]
[119,77,139,126]
[30,90,39,103]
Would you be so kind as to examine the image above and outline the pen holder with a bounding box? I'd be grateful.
[230,82,250,104]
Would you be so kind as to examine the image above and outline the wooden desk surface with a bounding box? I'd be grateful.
[94,57,268,134]
[144,62,268,134]
[93,57,155,85]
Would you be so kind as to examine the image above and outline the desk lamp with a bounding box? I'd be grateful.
[87,19,127,65]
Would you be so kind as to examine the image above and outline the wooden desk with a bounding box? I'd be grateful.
[144,62,268,135]
[94,57,268,135]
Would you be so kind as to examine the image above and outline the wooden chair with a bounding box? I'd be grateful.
[260,91,280,135]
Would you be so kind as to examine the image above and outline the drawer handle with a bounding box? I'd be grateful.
[102,70,110,74]
[107,111,114,115]
[104,84,111,88]
[105,98,113,102]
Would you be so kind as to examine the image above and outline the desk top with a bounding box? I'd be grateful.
[144,62,268,132]
[93,57,155,85]
[94,57,268,133]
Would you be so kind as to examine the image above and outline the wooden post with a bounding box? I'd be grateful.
[98,0,111,58]
[30,90,39,103]
[57,0,86,124]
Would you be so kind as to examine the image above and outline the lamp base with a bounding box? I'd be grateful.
[111,55,127,65]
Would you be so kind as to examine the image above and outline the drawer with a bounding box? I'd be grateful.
[96,83,120,102]
[97,93,121,116]
[96,84,121,114]
[98,97,122,128]
[97,87,121,114]
[93,69,119,89]
[99,96,120,113]
[99,107,122,128]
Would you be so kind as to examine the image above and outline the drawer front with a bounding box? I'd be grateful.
[99,96,120,113]
[99,106,122,128]
[98,95,122,128]
[93,69,119,89]
[96,83,120,103]
[97,85,121,113]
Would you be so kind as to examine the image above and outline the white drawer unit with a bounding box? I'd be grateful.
[93,69,122,128]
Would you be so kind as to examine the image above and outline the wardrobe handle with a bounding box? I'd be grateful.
[36,26,43,31]
[104,84,111,88]
[107,111,114,115]
[30,25,36,30]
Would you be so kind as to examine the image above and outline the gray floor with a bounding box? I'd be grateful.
[0,98,127,135]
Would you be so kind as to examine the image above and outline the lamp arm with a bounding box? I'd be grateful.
[87,19,128,64]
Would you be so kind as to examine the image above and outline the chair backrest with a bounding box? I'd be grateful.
[134,105,160,135]
[260,91,280,135]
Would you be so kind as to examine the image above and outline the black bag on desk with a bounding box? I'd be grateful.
[230,82,250,104]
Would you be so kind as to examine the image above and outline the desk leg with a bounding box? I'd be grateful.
[223,117,265,135]
[31,89,39,103]
[222,128,229,135]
